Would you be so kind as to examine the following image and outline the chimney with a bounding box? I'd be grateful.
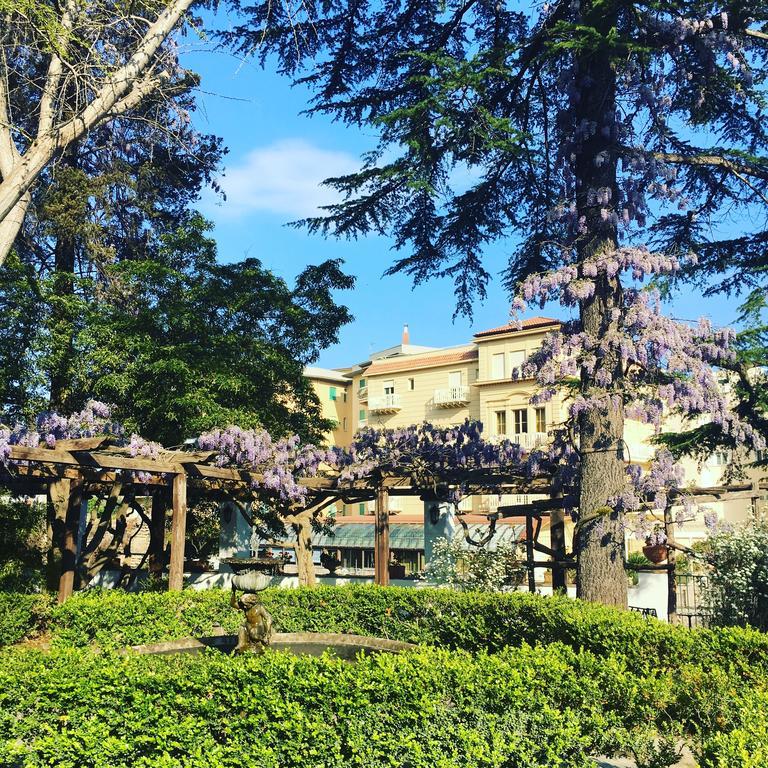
[402,324,410,345]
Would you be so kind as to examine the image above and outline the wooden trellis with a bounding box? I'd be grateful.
[3,437,765,614]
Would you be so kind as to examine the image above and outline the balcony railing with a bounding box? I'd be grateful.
[368,393,402,413]
[490,432,548,449]
[357,385,368,402]
[433,386,471,408]
[478,493,531,513]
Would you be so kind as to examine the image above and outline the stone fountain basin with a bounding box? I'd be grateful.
[127,632,416,660]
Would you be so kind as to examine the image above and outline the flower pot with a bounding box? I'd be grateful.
[642,544,668,564]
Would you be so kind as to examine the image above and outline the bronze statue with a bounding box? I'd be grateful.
[231,588,273,654]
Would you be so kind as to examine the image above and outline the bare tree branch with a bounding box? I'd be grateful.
[0,0,197,264]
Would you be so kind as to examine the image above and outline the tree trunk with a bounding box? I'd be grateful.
[292,516,316,586]
[48,146,79,412]
[573,2,628,608]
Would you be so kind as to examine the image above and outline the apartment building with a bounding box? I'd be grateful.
[307,318,566,451]
[305,319,761,557]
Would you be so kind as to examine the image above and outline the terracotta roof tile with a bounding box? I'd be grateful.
[365,347,478,375]
[474,316,560,338]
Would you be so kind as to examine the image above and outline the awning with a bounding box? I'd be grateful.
[282,521,522,552]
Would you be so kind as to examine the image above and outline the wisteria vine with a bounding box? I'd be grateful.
[1,399,704,540]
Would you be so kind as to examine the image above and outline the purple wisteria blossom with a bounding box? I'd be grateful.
[512,247,764,452]
[0,400,122,462]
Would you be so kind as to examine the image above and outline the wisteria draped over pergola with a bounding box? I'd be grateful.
[1,403,764,613]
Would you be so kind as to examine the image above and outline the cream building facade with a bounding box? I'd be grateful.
[305,319,761,552]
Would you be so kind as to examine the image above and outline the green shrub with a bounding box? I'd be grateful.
[0,642,676,768]
[49,589,239,648]
[0,592,52,646]
[690,685,768,768]
[47,585,768,677]
[703,517,768,630]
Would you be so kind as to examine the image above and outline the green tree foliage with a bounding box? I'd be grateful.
[61,214,353,445]
[0,497,47,592]
[0,50,355,444]
[5,75,224,416]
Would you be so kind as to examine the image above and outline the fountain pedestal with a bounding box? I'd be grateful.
[223,556,283,654]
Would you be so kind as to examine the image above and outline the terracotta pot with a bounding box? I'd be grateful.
[642,544,668,564]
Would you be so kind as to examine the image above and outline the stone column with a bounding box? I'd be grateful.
[423,500,457,566]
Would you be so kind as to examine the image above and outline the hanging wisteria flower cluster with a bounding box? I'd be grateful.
[196,425,338,506]
[0,400,123,463]
[512,246,765,452]
[0,402,164,485]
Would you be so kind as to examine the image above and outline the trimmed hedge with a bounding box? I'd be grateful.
[0,642,679,768]
[0,585,767,766]
[0,591,51,647]
[43,585,768,676]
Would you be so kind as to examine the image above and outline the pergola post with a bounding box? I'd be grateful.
[57,478,83,604]
[149,490,168,578]
[168,472,187,591]
[550,503,567,593]
[525,513,536,593]
[374,485,390,586]
[664,504,677,623]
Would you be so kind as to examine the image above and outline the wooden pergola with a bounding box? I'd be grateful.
[3,437,765,619]
[2,437,569,600]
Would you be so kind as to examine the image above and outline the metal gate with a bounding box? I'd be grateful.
[675,573,711,628]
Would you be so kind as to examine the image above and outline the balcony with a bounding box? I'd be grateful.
[368,393,402,413]
[478,493,531,513]
[491,432,548,450]
[357,385,368,402]
[433,386,471,408]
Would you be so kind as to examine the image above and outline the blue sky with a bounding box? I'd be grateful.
[182,31,743,370]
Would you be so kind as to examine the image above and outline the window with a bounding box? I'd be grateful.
[448,371,462,388]
[509,350,526,373]
[513,408,528,434]
[359,378,366,389]
[383,379,395,395]
[359,409,367,422]
[535,407,546,433]
[495,410,507,436]
[491,353,505,379]
[358,503,366,516]
[343,390,347,402]
[712,450,730,466]
[408,378,415,390]
[329,386,337,401]
[343,417,348,432]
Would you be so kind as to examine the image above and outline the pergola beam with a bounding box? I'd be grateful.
[4,441,766,605]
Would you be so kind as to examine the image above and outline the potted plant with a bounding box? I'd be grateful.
[625,552,652,586]
[642,527,668,564]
